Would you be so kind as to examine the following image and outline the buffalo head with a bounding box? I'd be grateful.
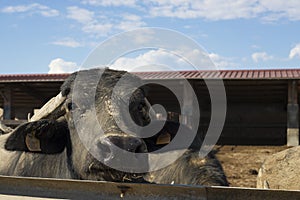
[60,68,150,182]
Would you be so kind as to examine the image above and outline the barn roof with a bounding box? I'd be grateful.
[0,68,300,82]
[0,73,69,83]
[135,68,300,80]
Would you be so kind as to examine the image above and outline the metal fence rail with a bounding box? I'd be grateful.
[0,175,299,200]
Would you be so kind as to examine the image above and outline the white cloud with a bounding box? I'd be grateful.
[125,28,156,45]
[4,1,300,22]
[289,44,300,59]
[66,7,145,37]
[1,3,59,17]
[81,22,113,36]
[66,6,112,37]
[109,49,234,71]
[66,6,94,24]
[260,0,300,21]
[48,58,79,74]
[110,49,204,72]
[82,0,137,7]
[51,38,82,48]
[252,52,274,62]
[144,0,264,20]
[208,53,238,69]
[117,14,146,31]
[80,0,300,22]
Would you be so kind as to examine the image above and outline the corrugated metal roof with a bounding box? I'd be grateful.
[135,69,300,80]
[0,74,69,82]
[1,69,300,82]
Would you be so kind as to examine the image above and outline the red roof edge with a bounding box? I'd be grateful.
[0,73,70,82]
[1,68,300,82]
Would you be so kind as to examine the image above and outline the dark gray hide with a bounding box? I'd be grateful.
[143,120,229,186]
[0,121,72,178]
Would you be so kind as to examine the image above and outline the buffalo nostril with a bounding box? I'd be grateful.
[123,137,147,153]
[133,140,147,153]
[135,144,146,153]
[101,136,147,155]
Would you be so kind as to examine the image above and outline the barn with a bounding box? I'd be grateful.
[0,68,299,146]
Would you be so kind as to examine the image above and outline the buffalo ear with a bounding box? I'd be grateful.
[5,123,29,152]
[5,120,69,154]
[36,121,69,154]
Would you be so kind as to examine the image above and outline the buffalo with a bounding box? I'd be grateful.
[0,68,228,186]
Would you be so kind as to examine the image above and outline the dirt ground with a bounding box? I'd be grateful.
[214,145,290,188]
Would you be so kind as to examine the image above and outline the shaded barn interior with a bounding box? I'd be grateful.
[0,74,68,127]
[0,69,299,145]
[221,80,287,145]
[143,79,288,145]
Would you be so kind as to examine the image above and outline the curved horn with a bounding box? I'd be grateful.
[30,92,66,122]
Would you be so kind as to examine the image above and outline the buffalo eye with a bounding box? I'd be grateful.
[138,102,148,114]
[138,103,144,111]
[67,102,77,111]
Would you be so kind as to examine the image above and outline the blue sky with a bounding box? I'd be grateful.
[1,0,300,74]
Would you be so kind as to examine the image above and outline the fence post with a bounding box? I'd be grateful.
[287,80,299,146]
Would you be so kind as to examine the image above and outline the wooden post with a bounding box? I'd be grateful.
[1,86,12,120]
[287,80,299,146]
[181,81,193,129]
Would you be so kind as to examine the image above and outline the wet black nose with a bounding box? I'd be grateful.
[98,135,147,161]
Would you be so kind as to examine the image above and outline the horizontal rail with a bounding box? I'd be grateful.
[0,175,299,200]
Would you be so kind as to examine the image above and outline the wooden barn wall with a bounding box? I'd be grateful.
[219,80,287,145]
[145,79,289,145]
[0,82,62,120]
